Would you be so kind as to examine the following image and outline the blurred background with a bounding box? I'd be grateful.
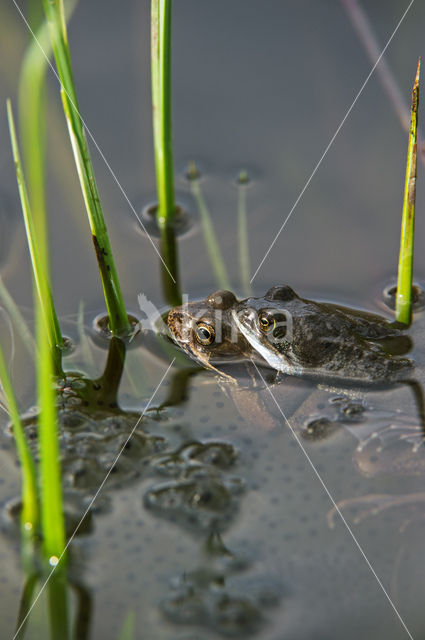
[1,0,424,316]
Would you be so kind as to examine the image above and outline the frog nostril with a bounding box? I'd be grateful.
[241,309,256,326]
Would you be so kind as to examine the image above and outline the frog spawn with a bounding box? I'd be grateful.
[3,360,280,636]
[8,375,247,530]
[161,566,264,637]
[143,439,281,635]
[2,372,170,536]
[145,441,244,533]
[160,528,280,637]
[3,339,244,534]
[14,374,168,492]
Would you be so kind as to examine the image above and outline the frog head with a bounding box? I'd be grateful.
[167,290,261,374]
[232,285,301,376]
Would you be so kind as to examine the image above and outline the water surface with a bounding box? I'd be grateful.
[1,2,425,638]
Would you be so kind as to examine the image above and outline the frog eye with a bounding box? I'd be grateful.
[195,322,215,345]
[258,312,275,333]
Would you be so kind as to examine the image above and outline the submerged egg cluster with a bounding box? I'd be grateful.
[145,441,244,533]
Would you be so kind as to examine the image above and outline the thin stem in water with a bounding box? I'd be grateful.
[0,342,38,553]
[188,163,231,291]
[237,171,252,297]
[160,224,182,307]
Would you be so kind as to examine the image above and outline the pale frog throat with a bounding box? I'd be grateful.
[232,309,301,376]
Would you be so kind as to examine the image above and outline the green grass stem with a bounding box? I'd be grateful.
[8,90,67,567]
[160,225,182,306]
[15,573,39,640]
[237,171,252,296]
[47,574,69,640]
[18,10,47,259]
[42,0,130,336]
[7,100,63,355]
[151,0,176,227]
[0,342,38,551]
[188,164,231,290]
[395,59,420,325]
[16,574,70,640]
[37,299,67,567]
[118,611,135,640]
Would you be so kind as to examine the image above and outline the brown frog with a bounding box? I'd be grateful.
[167,289,266,377]
[167,289,310,428]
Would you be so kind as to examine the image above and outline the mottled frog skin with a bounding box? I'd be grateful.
[167,290,266,376]
[167,289,297,427]
[233,285,413,384]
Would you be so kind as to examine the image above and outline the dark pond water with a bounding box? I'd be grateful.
[1,1,425,638]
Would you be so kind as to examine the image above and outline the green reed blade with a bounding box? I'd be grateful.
[7,100,63,354]
[237,171,252,297]
[37,301,66,567]
[42,0,130,336]
[151,0,176,227]
[18,9,47,261]
[47,573,69,640]
[8,89,66,566]
[0,342,38,549]
[14,573,39,640]
[16,574,70,640]
[396,59,420,325]
[187,163,231,290]
[118,611,135,640]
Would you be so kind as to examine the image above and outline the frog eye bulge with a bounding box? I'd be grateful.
[195,322,215,345]
[258,312,275,333]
